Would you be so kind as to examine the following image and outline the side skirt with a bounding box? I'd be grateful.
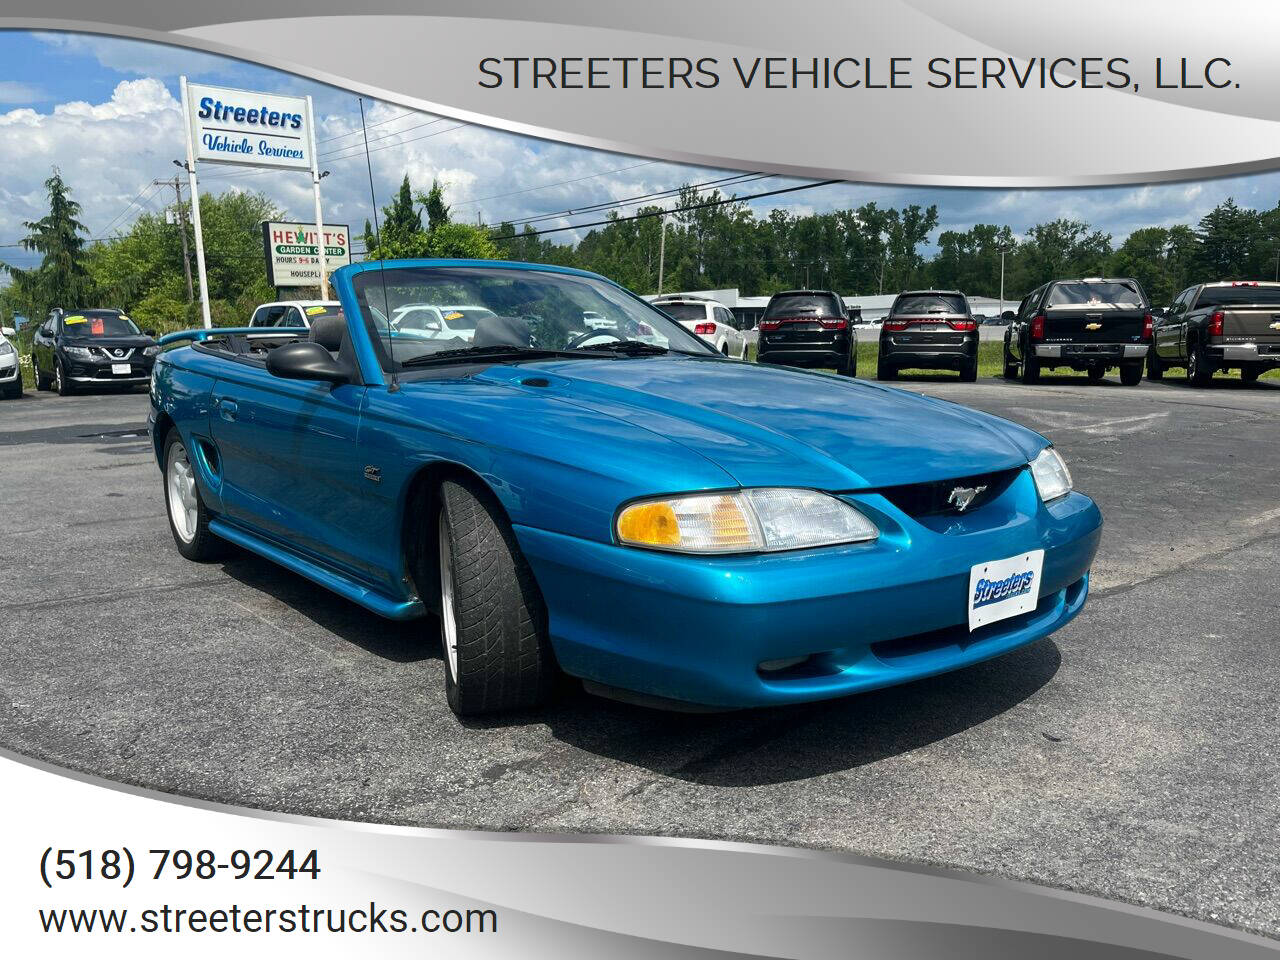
[209,518,425,621]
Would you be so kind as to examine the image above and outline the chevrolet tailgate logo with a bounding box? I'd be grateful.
[1085,322,1102,331]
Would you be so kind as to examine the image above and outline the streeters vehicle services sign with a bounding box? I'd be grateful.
[262,221,351,287]
[185,81,313,169]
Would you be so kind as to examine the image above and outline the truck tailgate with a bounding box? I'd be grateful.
[1221,307,1280,343]
[1043,308,1146,343]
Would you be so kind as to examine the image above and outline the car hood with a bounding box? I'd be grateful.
[472,356,1045,490]
[62,335,155,349]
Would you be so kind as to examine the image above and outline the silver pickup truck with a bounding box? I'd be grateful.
[1148,281,1280,386]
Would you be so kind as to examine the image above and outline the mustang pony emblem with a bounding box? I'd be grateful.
[947,485,988,512]
[1085,322,1102,331]
[1270,321,1280,330]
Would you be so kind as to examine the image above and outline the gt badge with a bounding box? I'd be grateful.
[1085,322,1102,331]
[948,485,987,512]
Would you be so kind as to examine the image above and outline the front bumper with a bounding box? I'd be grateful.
[0,357,18,383]
[516,471,1102,709]
[66,356,154,384]
[1035,344,1147,360]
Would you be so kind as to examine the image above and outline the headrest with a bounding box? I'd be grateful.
[310,314,345,351]
[471,315,532,349]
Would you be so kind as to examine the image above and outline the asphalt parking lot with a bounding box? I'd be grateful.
[2,372,1278,937]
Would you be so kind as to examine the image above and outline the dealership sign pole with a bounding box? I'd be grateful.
[178,76,214,329]
[181,79,324,326]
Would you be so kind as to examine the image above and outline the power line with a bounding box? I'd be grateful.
[493,179,844,241]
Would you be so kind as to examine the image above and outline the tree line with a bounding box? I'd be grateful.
[6,169,1280,337]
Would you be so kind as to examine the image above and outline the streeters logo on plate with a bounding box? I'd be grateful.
[968,550,1044,630]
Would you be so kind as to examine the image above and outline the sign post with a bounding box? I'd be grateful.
[305,96,329,298]
[178,76,213,329]
[180,79,323,324]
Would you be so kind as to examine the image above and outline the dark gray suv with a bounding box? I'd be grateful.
[876,290,978,381]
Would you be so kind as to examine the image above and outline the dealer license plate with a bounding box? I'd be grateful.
[968,549,1044,630]
[112,363,131,375]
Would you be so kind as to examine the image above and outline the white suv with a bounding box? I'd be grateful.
[652,297,746,358]
[248,300,343,328]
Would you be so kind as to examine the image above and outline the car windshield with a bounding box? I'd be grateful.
[891,294,968,315]
[62,311,140,337]
[352,265,716,370]
[655,303,708,321]
[764,293,841,318]
[1194,284,1280,308]
[1046,281,1144,308]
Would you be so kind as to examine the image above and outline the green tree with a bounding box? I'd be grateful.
[2,168,94,317]
[1194,198,1267,279]
[418,179,452,232]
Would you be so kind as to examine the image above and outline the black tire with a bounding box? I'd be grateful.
[1002,337,1019,380]
[32,358,50,391]
[1187,340,1214,387]
[959,358,978,382]
[836,351,856,377]
[1119,362,1143,386]
[1020,352,1040,384]
[1241,364,1261,384]
[437,478,556,716]
[53,360,74,396]
[162,430,226,562]
[1146,347,1165,381]
[875,357,897,381]
[1086,365,1105,383]
[1,380,20,399]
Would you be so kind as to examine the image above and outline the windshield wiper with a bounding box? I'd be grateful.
[578,340,669,356]
[399,345,580,367]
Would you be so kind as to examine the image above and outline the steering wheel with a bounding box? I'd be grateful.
[566,329,624,349]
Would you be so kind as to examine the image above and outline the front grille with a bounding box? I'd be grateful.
[872,467,1022,518]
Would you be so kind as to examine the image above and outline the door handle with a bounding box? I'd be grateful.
[217,398,238,421]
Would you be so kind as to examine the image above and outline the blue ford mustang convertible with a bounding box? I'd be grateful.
[149,260,1101,716]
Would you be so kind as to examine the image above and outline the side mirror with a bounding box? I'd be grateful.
[266,341,347,384]
[1,326,13,337]
[143,328,157,338]
[1001,311,1016,321]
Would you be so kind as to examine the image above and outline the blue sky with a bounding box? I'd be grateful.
[2,30,1279,283]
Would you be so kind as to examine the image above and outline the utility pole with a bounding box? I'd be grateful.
[657,212,667,295]
[997,243,1011,318]
[155,176,194,302]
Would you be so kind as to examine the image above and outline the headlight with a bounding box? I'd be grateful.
[63,345,93,359]
[616,488,878,554]
[143,345,161,357]
[1030,447,1072,503]
[0,341,14,357]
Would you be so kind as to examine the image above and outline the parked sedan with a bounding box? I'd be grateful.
[756,289,856,375]
[876,290,979,381]
[150,259,1100,717]
[31,308,158,395]
[0,324,21,399]
[1148,280,1280,385]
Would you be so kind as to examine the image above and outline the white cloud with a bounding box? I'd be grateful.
[34,32,235,80]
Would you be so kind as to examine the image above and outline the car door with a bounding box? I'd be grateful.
[1158,288,1192,359]
[32,315,56,377]
[207,348,371,582]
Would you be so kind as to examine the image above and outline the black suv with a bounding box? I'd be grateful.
[755,290,856,376]
[876,290,978,381]
[31,308,158,395]
[1004,278,1150,386]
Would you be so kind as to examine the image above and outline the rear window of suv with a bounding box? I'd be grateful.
[1194,285,1280,308]
[656,303,709,321]
[764,294,842,319]
[1046,281,1144,308]
[891,294,968,315]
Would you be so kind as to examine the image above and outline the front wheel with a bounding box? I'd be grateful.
[163,432,226,561]
[32,358,50,391]
[1241,364,1262,384]
[1087,365,1105,383]
[437,478,557,716]
[53,360,74,396]
[1119,362,1143,386]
